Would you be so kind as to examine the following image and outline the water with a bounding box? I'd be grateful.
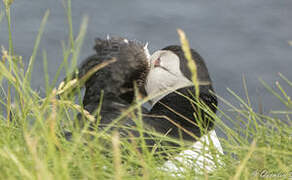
[0,0,291,129]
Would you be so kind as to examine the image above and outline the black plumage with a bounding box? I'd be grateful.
[146,85,217,142]
[64,37,217,155]
[162,45,213,85]
[78,37,149,107]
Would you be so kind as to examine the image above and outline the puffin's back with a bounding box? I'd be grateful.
[79,37,149,109]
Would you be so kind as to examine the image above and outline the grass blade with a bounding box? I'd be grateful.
[24,10,50,85]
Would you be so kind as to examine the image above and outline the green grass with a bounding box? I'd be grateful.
[0,1,291,179]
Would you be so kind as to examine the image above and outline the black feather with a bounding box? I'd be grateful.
[65,39,218,157]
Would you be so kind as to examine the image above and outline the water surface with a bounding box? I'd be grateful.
[0,0,291,131]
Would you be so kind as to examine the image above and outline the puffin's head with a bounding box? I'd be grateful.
[145,45,213,105]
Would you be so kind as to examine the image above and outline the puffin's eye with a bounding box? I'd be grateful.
[153,57,161,67]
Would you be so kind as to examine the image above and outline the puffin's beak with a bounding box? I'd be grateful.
[144,42,151,61]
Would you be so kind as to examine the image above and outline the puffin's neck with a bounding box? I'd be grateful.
[149,83,194,107]
[149,85,217,140]
[151,86,199,123]
[154,85,217,114]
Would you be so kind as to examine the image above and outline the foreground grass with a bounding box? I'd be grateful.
[0,1,291,179]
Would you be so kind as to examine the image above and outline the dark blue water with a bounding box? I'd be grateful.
[0,0,291,128]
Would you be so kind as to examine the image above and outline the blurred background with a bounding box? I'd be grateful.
[0,0,291,135]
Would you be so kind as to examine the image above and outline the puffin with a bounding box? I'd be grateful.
[61,36,222,162]
[145,45,223,172]
[144,45,217,141]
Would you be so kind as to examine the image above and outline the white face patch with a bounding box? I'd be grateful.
[145,50,193,106]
